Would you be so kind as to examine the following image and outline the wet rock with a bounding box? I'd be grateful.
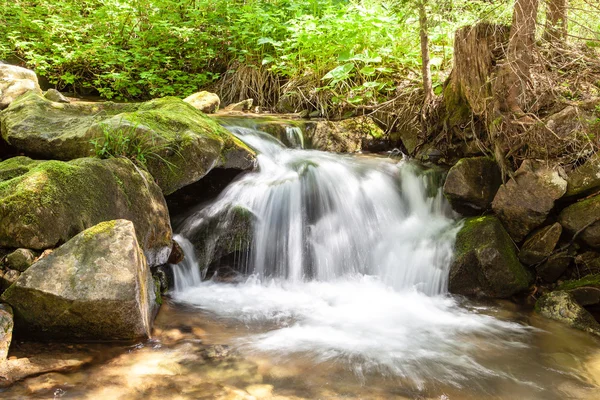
[4,248,37,272]
[0,353,92,388]
[519,223,562,266]
[167,240,184,264]
[0,269,20,292]
[566,153,600,197]
[152,265,174,294]
[224,99,254,112]
[535,291,600,336]
[183,91,220,113]
[492,160,567,242]
[559,194,600,249]
[1,94,254,194]
[536,251,571,283]
[0,157,172,266]
[43,88,69,103]
[0,64,42,110]
[0,304,13,362]
[308,116,385,153]
[443,157,501,215]
[557,274,600,306]
[449,216,532,298]
[1,220,159,340]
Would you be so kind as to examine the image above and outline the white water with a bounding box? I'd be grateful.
[171,121,532,389]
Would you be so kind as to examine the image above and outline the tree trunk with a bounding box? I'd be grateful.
[419,0,434,105]
[543,0,568,42]
[503,0,539,115]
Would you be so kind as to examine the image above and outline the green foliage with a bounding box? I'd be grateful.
[91,121,179,171]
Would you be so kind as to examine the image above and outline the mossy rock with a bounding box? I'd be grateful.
[307,116,384,153]
[535,291,600,337]
[449,216,532,298]
[0,156,172,266]
[566,152,600,197]
[557,274,600,306]
[1,94,255,195]
[1,220,158,340]
[443,157,501,215]
[559,194,600,249]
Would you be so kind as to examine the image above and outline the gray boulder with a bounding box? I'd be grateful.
[0,304,12,362]
[566,153,600,197]
[44,88,70,103]
[0,157,172,266]
[518,222,562,265]
[449,216,532,298]
[0,64,42,110]
[184,91,220,113]
[536,251,571,283]
[4,248,37,272]
[492,160,567,242]
[443,157,501,215]
[536,291,600,336]
[1,220,159,340]
[559,194,600,249]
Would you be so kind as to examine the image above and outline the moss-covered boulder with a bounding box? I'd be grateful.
[559,194,600,249]
[518,223,562,266]
[0,156,172,266]
[0,92,137,159]
[449,216,532,298]
[307,116,384,153]
[1,94,255,195]
[535,291,600,336]
[1,220,158,340]
[90,97,255,194]
[443,157,501,215]
[492,160,567,242]
[0,64,42,110]
[0,304,12,362]
[557,274,600,306]
[566,153,600,197]
[3,248,37,272]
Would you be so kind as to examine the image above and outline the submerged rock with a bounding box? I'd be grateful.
[518,223,562,266]
[1,220,159,340]
[307,116,385,153]
[0,157,172,266]
[0,352,92,388]
[443,157,501,215]
[183,91,220,113]
[492,160,567,242]
[1,94,254,194]
[449,216,532,298]
[536,291,600,336]
[0,64,42,110]
[559,194,600,249]
[0,304,13,362]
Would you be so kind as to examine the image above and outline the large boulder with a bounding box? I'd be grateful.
[0,304,12,362]
[443,157,501,215]
[306,116,385,153]
[184,91,220,113]
[0,64,42,110]
[449,216,532,298]
[1,220,158,340]
[492,160,567,242]
[536,291,600,336]
[1,94,255,194]
[90,97,255,194]
[559,194,600,249]
[566,153,600,197]
[0,157,172,266]
[518,222,562,265]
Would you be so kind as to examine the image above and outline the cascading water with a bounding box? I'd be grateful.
[171,120,532,390]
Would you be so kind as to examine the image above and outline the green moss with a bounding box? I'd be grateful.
[558,274,600,291]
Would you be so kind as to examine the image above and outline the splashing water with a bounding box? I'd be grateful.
[171,120,534,390]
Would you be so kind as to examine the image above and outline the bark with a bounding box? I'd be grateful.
[419,0,434,105]
[543,0,568,42]
[503,0,540,115]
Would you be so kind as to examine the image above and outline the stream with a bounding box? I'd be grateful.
[2,118,600,399]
